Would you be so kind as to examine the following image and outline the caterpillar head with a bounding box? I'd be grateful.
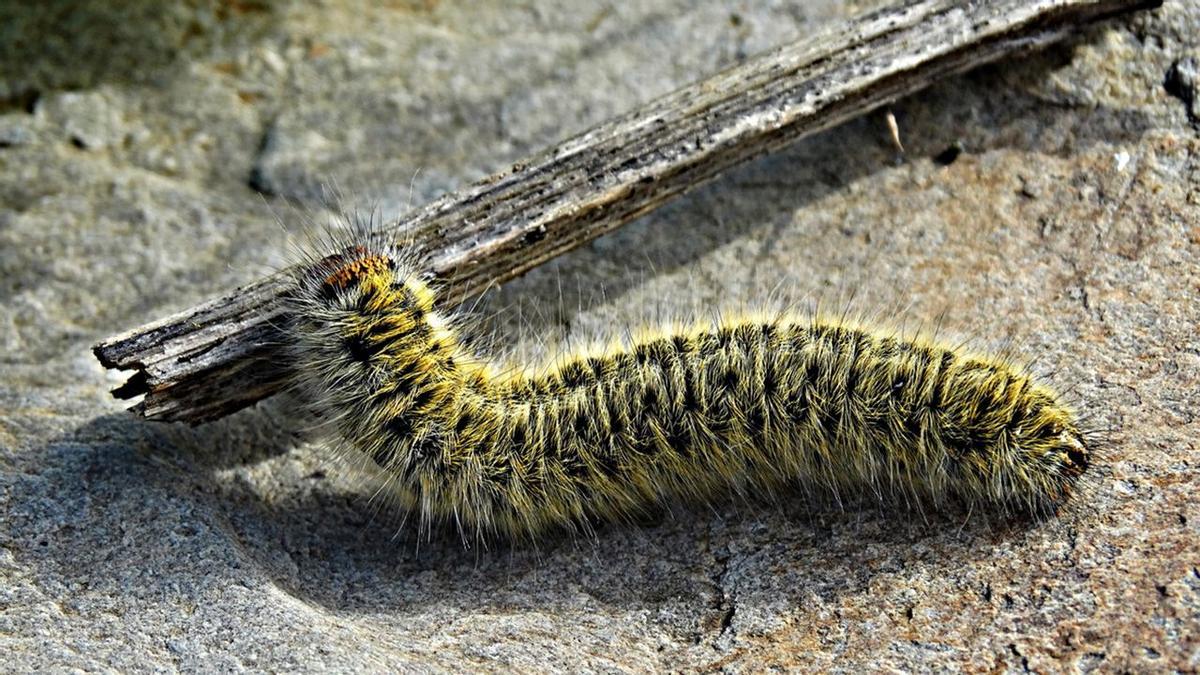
[291,233,431,306]
[296,241,389,298]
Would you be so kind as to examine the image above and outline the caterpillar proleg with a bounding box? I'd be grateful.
[286,227,1091,540]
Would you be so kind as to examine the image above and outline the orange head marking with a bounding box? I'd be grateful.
[322,253,392,290]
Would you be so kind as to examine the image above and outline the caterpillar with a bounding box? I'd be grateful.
[285,229,1091,541]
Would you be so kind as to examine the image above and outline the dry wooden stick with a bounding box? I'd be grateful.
[94,0,1160,424]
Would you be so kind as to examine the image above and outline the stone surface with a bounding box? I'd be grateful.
[1,0,1197,671]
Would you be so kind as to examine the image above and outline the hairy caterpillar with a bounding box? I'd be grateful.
[285,229,1090,541]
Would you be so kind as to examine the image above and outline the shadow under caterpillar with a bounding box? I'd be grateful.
[285,232,1090,541]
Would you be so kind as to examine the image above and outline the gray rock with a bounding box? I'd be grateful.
[0,121,33,148]
[1166,54,1200,120]
[2,0,1197,672]
[38,90,125,151]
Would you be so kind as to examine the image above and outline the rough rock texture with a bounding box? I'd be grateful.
[1,0,1197,672]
